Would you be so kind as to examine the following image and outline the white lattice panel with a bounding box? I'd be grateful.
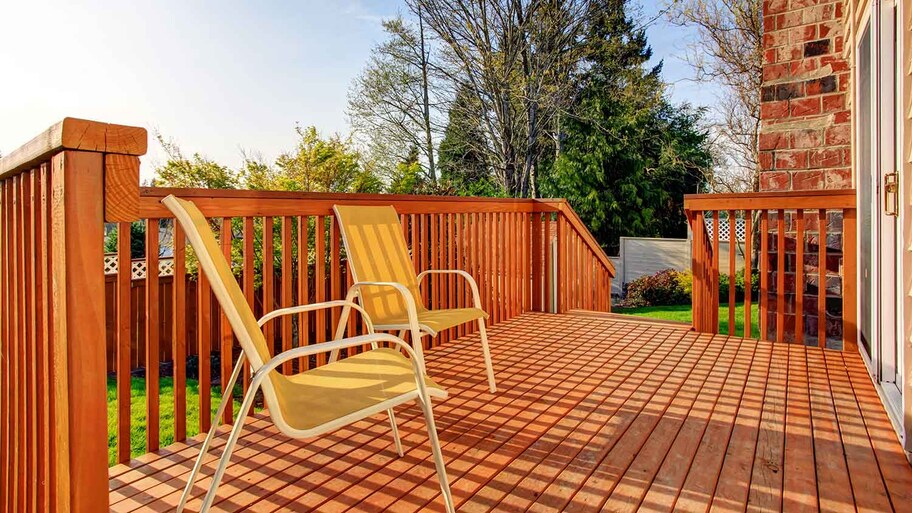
[703,217,746,242]
[104,255,175,278]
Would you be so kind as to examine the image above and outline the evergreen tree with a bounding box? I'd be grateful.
[540,0,711,254]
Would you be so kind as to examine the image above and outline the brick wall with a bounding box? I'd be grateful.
[759,0,852,191]
[757,0,852,348]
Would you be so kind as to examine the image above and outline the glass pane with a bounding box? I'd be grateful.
[858,22,873,357]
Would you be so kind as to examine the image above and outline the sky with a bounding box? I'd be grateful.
[0,0,719,182]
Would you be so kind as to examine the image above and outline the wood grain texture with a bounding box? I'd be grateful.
[106,313,912,513]
[104,155,140,222]
[0,118,147,179]
[50,150,109,512]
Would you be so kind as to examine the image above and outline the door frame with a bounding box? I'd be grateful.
[855,0,906,443]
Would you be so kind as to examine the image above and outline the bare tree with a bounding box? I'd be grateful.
[409,0,591,197]
[348,16,442,182]
[666,0,763,192]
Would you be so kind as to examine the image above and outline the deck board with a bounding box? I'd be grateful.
[109,312,912,512]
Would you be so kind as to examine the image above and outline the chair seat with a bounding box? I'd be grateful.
[374,307,488,335]
[273,348,447,432]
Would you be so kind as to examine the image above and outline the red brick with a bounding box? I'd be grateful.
[777,45,804,62]
[765,15,779,31]
[803,6,828,23]
[838,72,850,91]
[765,48,778,64]
[792,170,825,190]
[834,35,844,53]
[764,30,790,47]
[779,11,804,28]
[792,57,821,75]
[791,97,822,116]
[818,21,839,37]
[835,1,844,18]
[820,55,849,72]
[791,129,822,148]
[842,147,851,164]
[789,25,818,43]
[763,63,791,81]
[760,132,791,150]
[760,171,792,191]
[775,150,809,169]
[825,168,852,189]
[761,100,790,119]
[791,0,818,8]
[760,151,775,170]
[834,110,851,123]
[825,124,851,145]
[765,0,789,14]
[822,93,845,112]
[809,148,843,168]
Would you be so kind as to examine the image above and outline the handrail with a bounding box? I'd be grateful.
[0,117,147,179]
[684,189,855,212]
[535,199,616,276]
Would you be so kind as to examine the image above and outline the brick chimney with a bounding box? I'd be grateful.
[759,0,852,191]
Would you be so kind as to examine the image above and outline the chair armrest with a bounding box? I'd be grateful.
[345,281,420,324]
[339,281,425,369]
[257,300,374,333]
[251,333,424,384]
[416,270,483,309]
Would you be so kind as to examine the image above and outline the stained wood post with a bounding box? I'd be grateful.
[0,118,146,513]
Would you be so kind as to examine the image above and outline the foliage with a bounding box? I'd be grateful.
[539,0,712,254]
[410,0,590,197]
[666,0,763,192]
[246,125,381,193]
[718,268,760,302]
[624,269,691,307]
[437,84,504,197]
[104,222,147,259]
[151,133,239,189]
[348,16,440,182]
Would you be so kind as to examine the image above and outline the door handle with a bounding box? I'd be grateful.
[884,172,898,216]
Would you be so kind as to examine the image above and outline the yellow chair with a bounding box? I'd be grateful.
[162,195,455,513]
[333,205,497,393]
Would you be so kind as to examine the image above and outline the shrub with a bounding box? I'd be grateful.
[718,269,760,302]
[624,269,690,307]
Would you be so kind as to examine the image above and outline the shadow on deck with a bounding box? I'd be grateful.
[108,312,912,512]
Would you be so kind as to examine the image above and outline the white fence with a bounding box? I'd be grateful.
[612,236,745,296]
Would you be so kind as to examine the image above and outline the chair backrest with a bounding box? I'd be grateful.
[162,195,291,422]
[333,205,425,323]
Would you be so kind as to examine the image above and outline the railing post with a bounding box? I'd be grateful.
[531,212,543,312]
[0,118,146,513]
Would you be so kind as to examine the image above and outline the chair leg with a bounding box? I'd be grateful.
[197,388,257,513]
[417,394,455,513]
[387,408,404,457]
[178,355,246,513]
[477,319,496,393]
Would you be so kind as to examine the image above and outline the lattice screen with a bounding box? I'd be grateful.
[703,217,747,242]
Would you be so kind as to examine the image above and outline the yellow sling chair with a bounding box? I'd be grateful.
[163,196,455,513]
[332,205,497,393]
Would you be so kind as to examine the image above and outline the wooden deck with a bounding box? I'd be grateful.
[108,312,912,512]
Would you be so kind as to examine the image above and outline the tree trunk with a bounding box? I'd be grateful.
[418,7,437,182]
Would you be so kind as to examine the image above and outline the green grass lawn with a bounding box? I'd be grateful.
[106,376,245,466]
[613,301,760,338]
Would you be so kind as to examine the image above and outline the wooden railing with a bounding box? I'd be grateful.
[0,118,613,510]
[104,189,613,464]
[0,118,147,512]
[684,190,857,350]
